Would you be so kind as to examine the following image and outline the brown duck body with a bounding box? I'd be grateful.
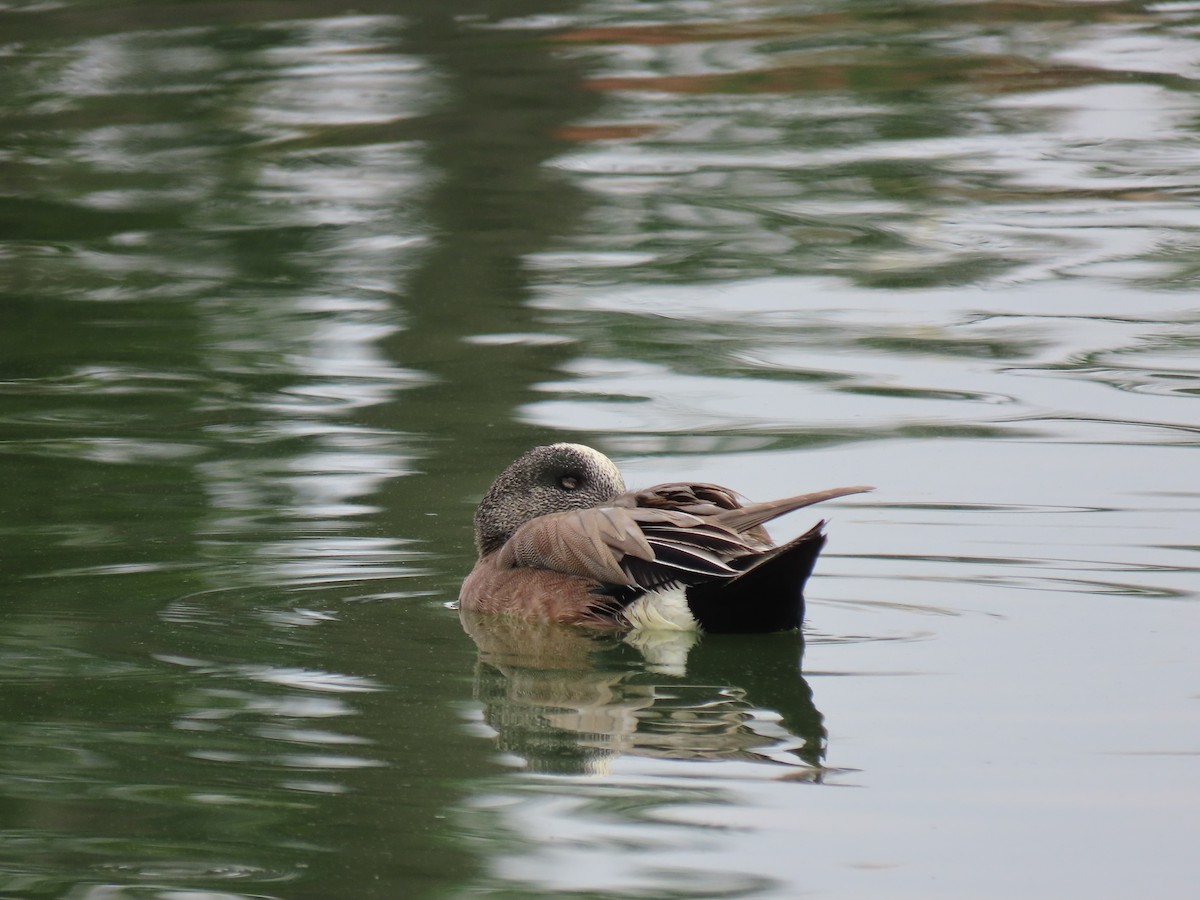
[460,444,872,633]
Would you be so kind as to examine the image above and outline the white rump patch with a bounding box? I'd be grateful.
[622,586,699,632]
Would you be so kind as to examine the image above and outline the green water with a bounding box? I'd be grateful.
[2,1,1199,897]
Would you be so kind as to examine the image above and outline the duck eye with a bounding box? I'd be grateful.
[559,474,581,490]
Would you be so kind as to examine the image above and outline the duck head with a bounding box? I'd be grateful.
[474,443,626,555]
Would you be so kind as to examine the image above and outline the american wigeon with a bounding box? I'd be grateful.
[460,443,872,633]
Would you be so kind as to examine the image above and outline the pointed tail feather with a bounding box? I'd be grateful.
[713,485,873,534]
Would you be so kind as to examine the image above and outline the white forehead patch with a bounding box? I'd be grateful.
[551,442,623,480]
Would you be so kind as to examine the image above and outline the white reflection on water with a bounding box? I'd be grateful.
[527,278,1200,444]
[185,27,434,590]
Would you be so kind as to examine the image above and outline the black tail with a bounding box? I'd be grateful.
[686,523,827,634]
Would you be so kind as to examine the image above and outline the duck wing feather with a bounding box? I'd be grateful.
[493,482,873,592]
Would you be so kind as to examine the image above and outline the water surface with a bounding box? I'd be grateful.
[2,0,1198,897]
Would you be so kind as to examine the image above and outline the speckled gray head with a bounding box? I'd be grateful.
[474,443,626,555]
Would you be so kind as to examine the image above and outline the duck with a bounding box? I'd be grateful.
[460,443,872,633]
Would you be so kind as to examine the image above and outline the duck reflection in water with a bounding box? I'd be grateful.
[460,611,829,776]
